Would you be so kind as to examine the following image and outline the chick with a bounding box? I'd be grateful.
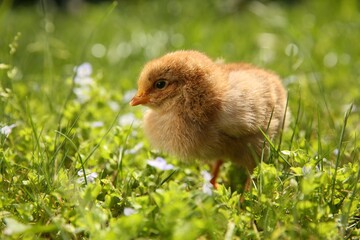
[130,50,288,189]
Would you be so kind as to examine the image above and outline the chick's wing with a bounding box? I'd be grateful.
[216,66,285,138]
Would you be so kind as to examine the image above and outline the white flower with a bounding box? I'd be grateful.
[201,170,213,196]
[108,101,120,112]
[74,62,92,78]
[90,121,104,128]
[73,62,94,103]
[77,170,98,184]
[87,172,98,183]
[122,89,137,103]
[73,86,91,103]
[74,76,93,86]
[289,178,298,188]
[147,157,174,170]
[201,170,212,182]
[3,218,30,235]
[1,124,16,137]
[124,207,137,216]
[118,113,140,126]
[125,142,144,154]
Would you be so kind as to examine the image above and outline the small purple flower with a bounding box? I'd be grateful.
[147,157,174,170]
[201,170,213,196]
[90,121,104,128]
[302,166,311,176]
[77,170,98,184]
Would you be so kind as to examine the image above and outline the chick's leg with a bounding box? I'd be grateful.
[244,174,252,191]
[210,160,223,189]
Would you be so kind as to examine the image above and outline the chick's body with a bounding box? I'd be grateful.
[131,50,288,175]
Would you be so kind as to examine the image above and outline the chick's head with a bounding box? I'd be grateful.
[130,51,216,110]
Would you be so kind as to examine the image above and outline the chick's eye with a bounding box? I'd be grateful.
[154,80,168,90]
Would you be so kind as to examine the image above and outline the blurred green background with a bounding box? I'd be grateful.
[2,0,359,105]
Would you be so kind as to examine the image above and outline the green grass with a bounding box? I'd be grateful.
[1,0,359,239]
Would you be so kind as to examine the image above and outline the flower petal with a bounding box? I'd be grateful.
[74,62,92,77]
[147,157,174,170]
[124,207,137,216]
[200,170,212,182]
[201,170,213,195]
[0,124,16,137]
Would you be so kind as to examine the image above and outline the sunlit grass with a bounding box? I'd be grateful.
[1,0,359,239]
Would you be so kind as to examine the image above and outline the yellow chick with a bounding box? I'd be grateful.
[130,50,288,189]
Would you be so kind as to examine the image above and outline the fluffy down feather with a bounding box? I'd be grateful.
[130,50,289,186]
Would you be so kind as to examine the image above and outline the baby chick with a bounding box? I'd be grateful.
[130,50,288,189]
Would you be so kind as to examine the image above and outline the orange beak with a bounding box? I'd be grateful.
[129,92,151,106]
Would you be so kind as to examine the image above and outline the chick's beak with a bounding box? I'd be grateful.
[129,92,150,106]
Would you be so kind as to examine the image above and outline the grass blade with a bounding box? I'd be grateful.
[330,103,354,209]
